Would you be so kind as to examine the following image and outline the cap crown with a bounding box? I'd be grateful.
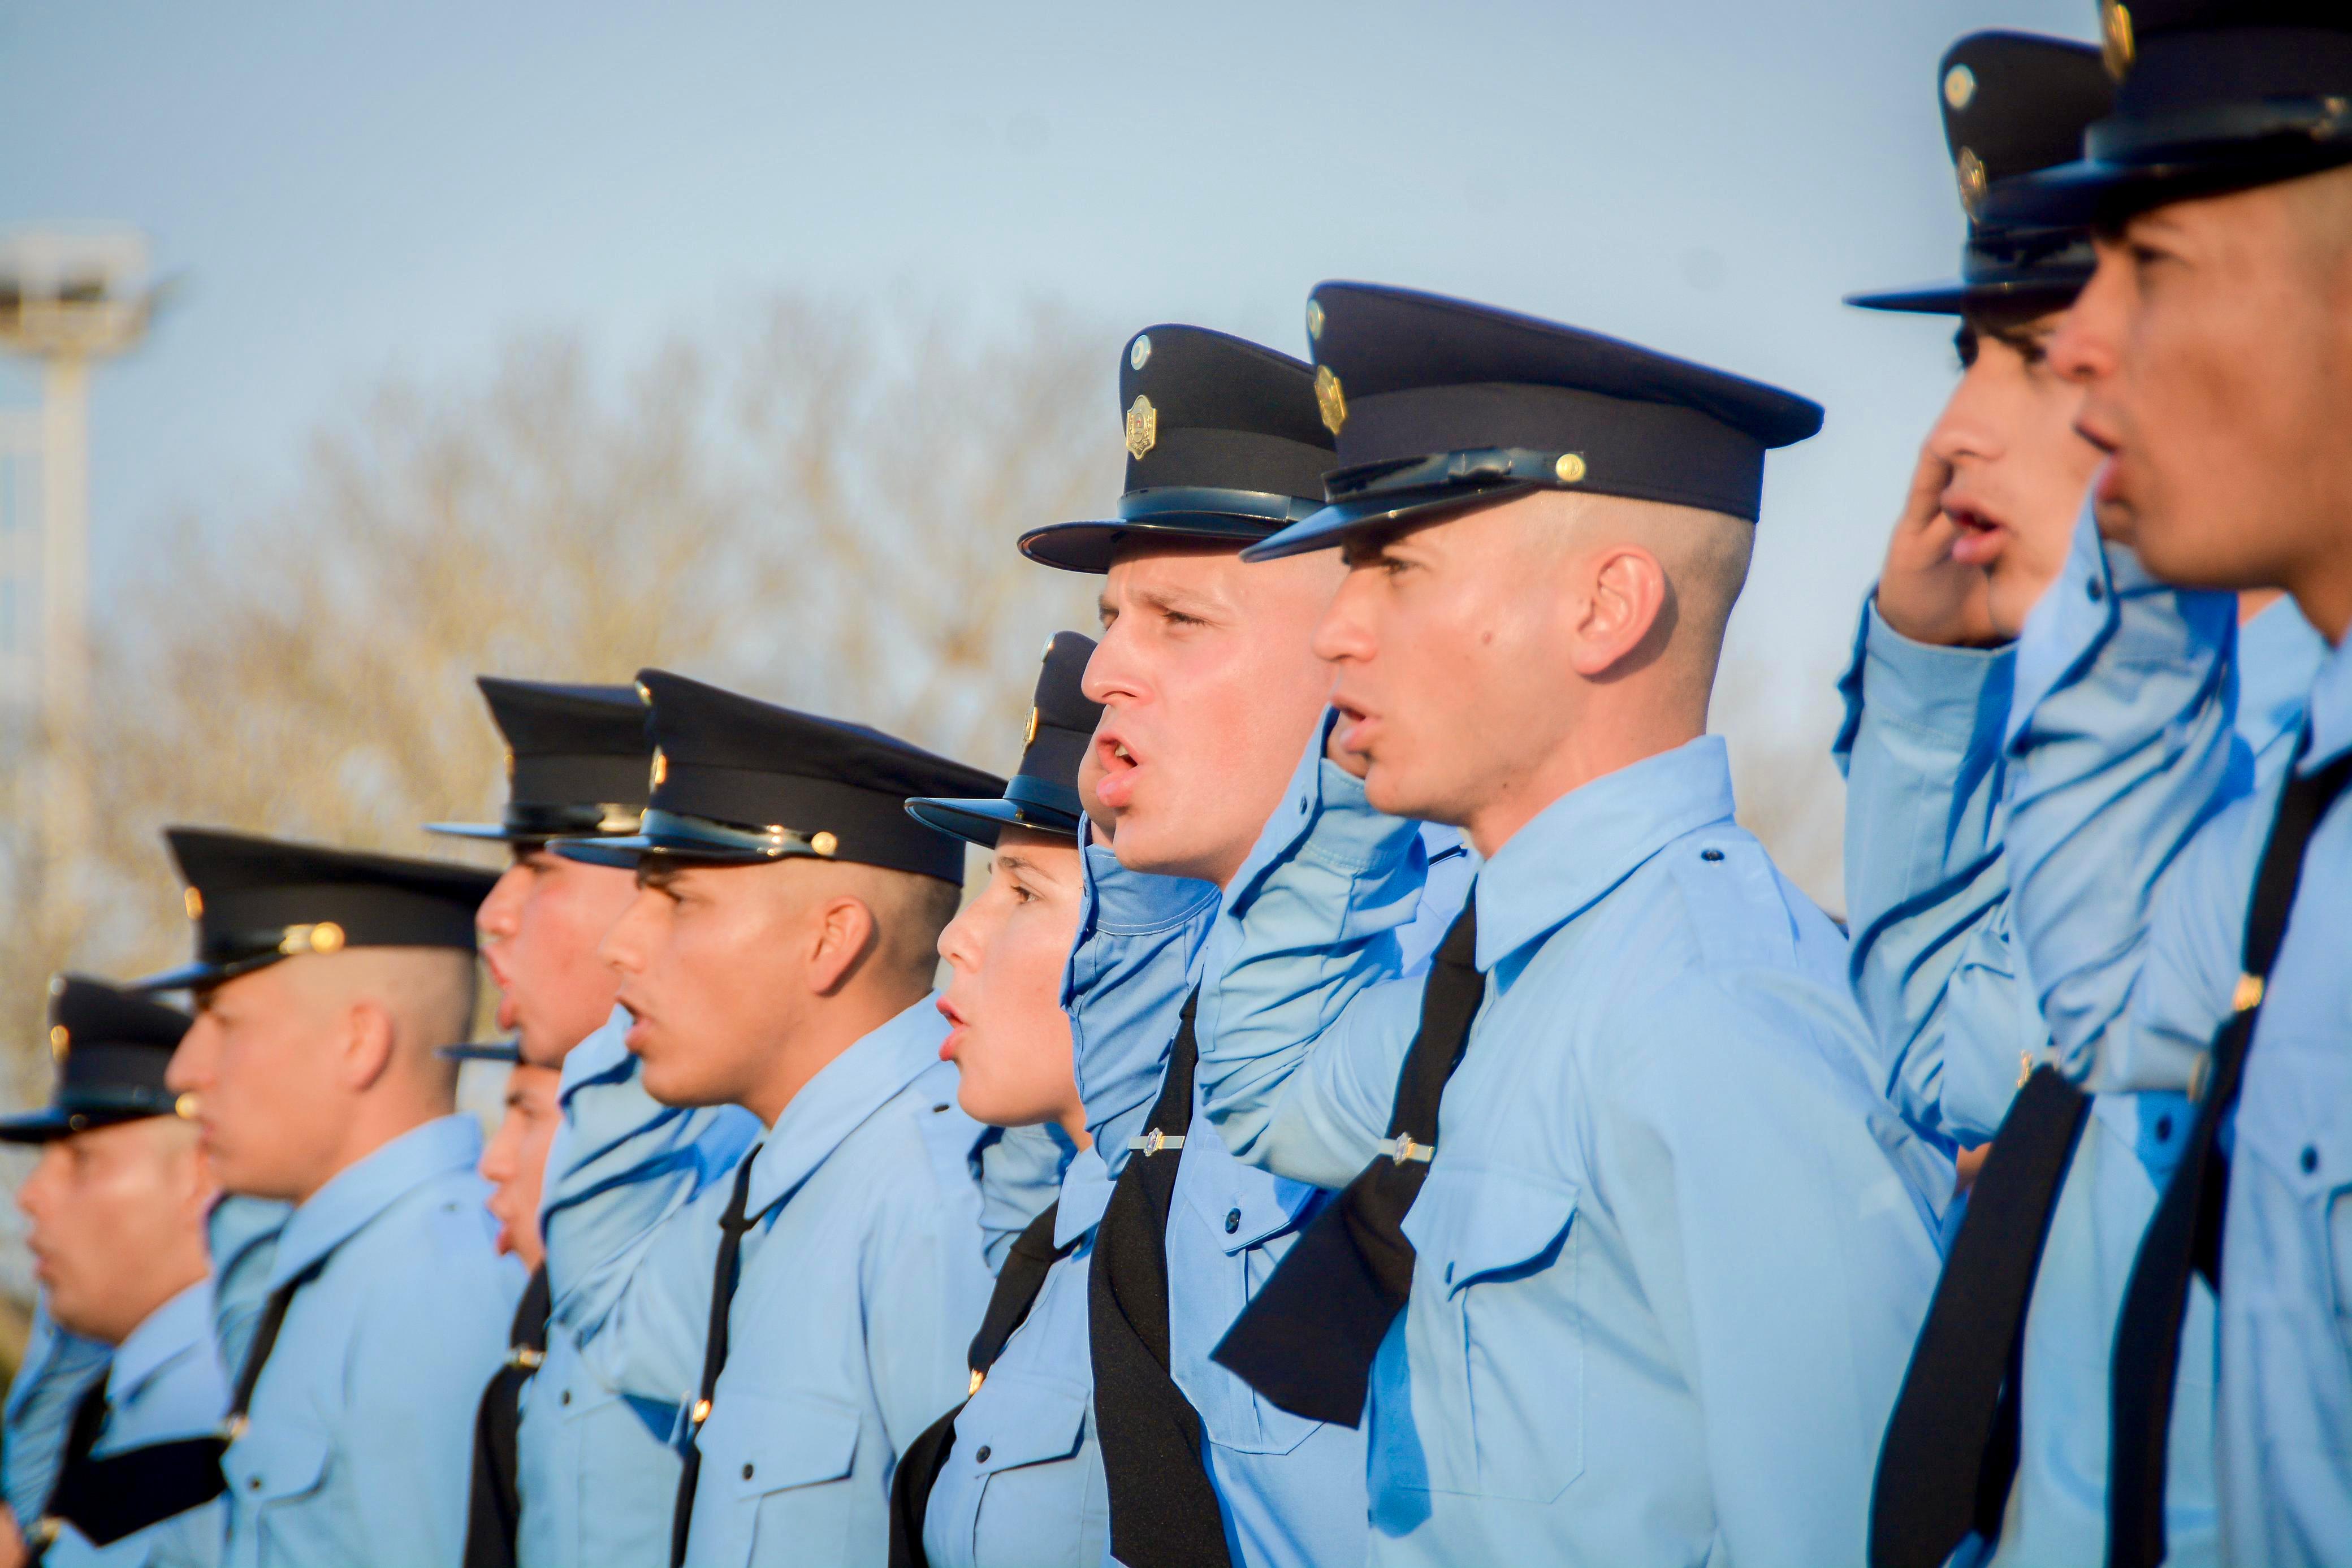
[479,677,651,815]
[1117,325,1334,502]
[1940,33,2114,208]
[14,976,191,1132]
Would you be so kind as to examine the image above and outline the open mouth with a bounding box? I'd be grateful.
[1942,500,2007,568]
[1093,733,1142,810]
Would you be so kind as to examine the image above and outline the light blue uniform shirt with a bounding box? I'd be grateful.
[4,1302,110,1527]
[1197,735,1950,1566]
[920,1146,1114,1568]
[2001,516,2352,1566]
[1063,833,1377,1568]
[218,1114,521,1568]
[562,998,996,1567]
[1835,571,2323,1567]
[29,1280,228,1568]
[522,1006,759,1568]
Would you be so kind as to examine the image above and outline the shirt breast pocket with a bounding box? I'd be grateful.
[219,1418,330,1557]
[2241,1036,2352,1382]
[965,1375,1097,1568]
[1399,1163,1584,1502]
[694,1388,862,1567]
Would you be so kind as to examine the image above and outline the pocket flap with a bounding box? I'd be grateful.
[220,1417,330,1505]
[2237,1038,2352,1199]
[1399,1163,1579,1297]
[965,1376,1088,1475]
[699,1388,862,1498]
[1181,1146,1321,1256]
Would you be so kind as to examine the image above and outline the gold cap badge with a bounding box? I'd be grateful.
[175,1092,200,1121]
[2101,0,2134,80]
[810,831,838,858]
[184,887,204,921]
[49,1025,68,1061]
[1943,63,1976,112]
[1305,298,1326,341]
[281,921,345,957]
[1555,453,1588,484]
[1125,395,1157,461]
[650,748,668,787]
[1023,707,1041,748]
[1129,334,1151,371]
[1956,147,1989,217]
[1315,365,1347,435]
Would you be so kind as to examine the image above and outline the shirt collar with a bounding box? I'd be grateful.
[107,1276,214,1404]
[1053,1146,1117,1245]
[2237,595,2327,757]
[2302,630,2352,769]
[271,1114,485,1288]
[1472,735,1738,973]
[745,996,949,1219]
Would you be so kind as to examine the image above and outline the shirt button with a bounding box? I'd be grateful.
[1224,1208,1241,1234]
[742,1462,755,1480]
[560,1390,572,1406]
[974,1445,992,1463]
[2087,577,2105,603]
[2154,1115,2173,1142]
[1700,848,1724,863]
[248,1476,263,1491]
[2302,1146,2320,1175]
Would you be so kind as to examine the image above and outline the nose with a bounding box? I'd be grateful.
[937,898,982,973]
[1080,613,1144,708]
[477,863,531,943]
[2048,243,2125,388]
[166,1012,220,1094]
[598,887,656,976]
[1312,568,1378,666]
[479,1113,520,1184]
[1925,367,2003,470]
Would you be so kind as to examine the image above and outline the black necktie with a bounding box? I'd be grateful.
[461,1263,553,1568]
[1867,1066,2091,1568]
[888,1201,1078,1568]
[2107,749,2352,1568]
[671,1147,761,1568]
[1212,903,1481,1427]
[1088,993,1234,1568]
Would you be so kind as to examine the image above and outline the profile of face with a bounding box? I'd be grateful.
[478,846,638,1067]
[16,1116,214,1345]
[1930,307,2102,635]
[477,1062,563,1269]
[935,828,1086,1138]
[168,960,358,1201]
[2053,168,2352,601]
[1084,542,1344,887]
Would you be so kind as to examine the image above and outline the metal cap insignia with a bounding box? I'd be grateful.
[1956,147,1989,217]
[1023,707,1040,747]
[1125,395,1157,460]
[2101,0,2134,81]
[1129,334,1151,371]
[184,887,204,921]
[1315,365,1347,435]
[1305,298,1326,341]
[48,1025,68,1061]
[1554,453,1588,484]
[1943,63,1976,112]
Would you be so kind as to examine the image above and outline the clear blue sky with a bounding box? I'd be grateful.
[0,0,2094,729]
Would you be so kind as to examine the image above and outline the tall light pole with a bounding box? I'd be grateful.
[0,229,159,911]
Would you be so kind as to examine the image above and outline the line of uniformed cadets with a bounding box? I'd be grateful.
[4,1,2351,1562]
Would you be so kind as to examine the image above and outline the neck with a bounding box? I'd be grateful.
[98,1254,209,1350]
[2288,566,2352,646]
[742,985,922,1127]
[1462,703,1705,859]
[295,1095,447,1205]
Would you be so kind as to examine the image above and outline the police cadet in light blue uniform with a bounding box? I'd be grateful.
[1195,283,1951,1566]
[1013,324,1464,1568]
[547,671,1008,1566]
[1831,31,2327,1568]
[0,980,224,1567]
[888,630,1111,1568]
[137,830,522,1568]
[425,674,707,1568]
[1974,8,2352,1560]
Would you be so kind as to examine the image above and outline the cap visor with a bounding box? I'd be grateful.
[905,796,1079,851]
[0,1110,73,1143]
[422,821,521,841]
[1240,486,1530,563]
[439,1040,522,1064]
[1974,151,2330,231]
[550,833,779,869]
[126,960,230,994]
[1018,516,1275,574]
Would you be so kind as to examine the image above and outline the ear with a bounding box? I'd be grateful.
[1568,543,1671,679]
[336,999,399,1093]
[805,895,880,997]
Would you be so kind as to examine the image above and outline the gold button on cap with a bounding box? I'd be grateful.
[1129,334,1151,371]
[1554,453,1587,484]
[1943,64,1976,111]
[810,831,838,857]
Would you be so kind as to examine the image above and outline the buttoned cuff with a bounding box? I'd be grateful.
[1858,597,2013,749]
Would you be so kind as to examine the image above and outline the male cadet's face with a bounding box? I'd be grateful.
[1320,499,1580,831]
[935,828,1086,1132]
[2053,172,2352,599]
[168,961,350,1201]
[477,844,637,1068]
[1931,309,2101,636]
[1085,543,1344,888]
[599,859,806,1109]
[476,1062,562,1270]
[17,1117,212,1345]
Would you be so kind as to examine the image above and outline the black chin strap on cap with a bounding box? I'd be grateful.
[1212,904,1481,1427]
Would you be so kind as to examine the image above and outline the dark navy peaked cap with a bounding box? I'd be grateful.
[439,1039,522,1065]
[1851,33,2115,315]
[0,977,191,1142]
[427,677,651,842]
[1990,0,2352,226]
[1018,326,1336,573]
[1244,283,1823,560]
[135,830,497,992]
[907,631,1101,848]
[554,670,1003,883]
